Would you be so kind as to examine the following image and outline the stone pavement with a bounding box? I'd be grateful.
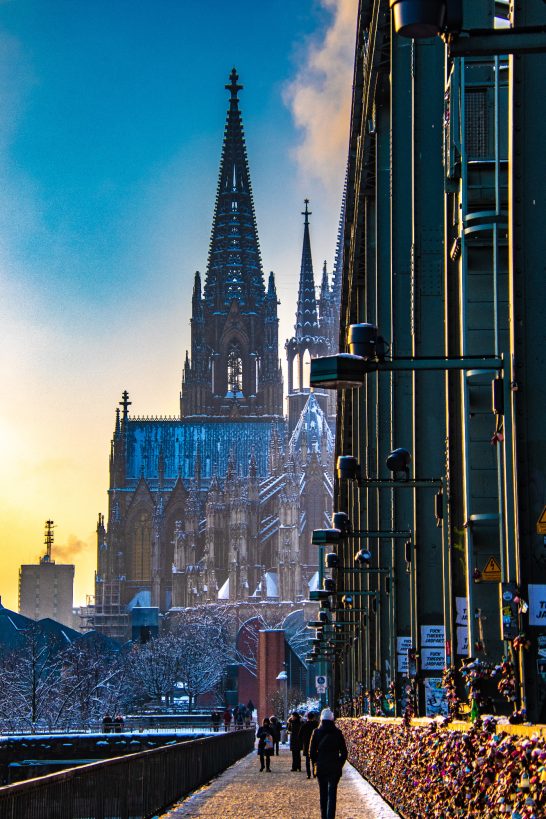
[159,745,399,819]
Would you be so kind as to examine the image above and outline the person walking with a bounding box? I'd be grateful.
[309,708,348,819]
[269,715,281,755]
[299,711,319,778]
[223,707,232,732]
[287,711,302,771]
[256,717,274,772]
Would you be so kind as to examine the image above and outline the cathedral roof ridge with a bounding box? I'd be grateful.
[129,415,181,422]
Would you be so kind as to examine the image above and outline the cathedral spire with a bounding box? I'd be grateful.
[204,68,265,312]
[295,200,319,342]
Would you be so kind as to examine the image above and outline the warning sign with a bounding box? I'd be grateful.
[537,506,546,535]
[482,556,502,582]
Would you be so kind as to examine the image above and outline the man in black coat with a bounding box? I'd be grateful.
[287,711,303,770]
[299,711,319,778]
[309,708,348,819]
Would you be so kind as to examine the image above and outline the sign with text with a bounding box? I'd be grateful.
[421,625,445,648]
[529,584,546,626]
[315,675,328,693]
[456,597,468,626]
[421,647,445,671]
[481,556,502,582]
[456,625,469,656]
[397,653,409,674]
[397,636,412,655]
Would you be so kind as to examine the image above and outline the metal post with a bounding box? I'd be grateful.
[317,544,328,708]
[441,480,453,667]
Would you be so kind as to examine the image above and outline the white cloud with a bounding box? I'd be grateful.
[284,0,358,193]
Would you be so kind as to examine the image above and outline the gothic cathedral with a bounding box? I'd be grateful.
[95,70,342,637]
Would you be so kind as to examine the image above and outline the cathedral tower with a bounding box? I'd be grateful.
[181,69,283,419]
[286,201,332,432]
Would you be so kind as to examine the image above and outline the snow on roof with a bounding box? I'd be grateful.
[126,590,152,611]
[251,571,279,599]
[218,578,230,600]
[308,571,319,591]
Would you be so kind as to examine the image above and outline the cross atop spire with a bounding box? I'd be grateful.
[120,390,132,423]
[225,67,243,102]
[302,199,312,225]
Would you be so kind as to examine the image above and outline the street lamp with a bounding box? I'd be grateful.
[276,670,288,722]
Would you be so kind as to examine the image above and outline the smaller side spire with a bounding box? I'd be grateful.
[119,390,132,425]
[295,199,320,342]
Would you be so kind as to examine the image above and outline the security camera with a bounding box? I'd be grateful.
[389,0,462,39]
[347,323,378,359]
[312,528,343,545]
[332,512,352,534]
[355,549,372,566]
[326,552,340,569]
[310,590,331,602]
[336,455,361,483]
[386,448,411,481]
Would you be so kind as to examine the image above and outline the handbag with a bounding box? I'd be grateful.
[264,733,274,751]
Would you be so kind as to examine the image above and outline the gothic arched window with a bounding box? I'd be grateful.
[131,511,151,581]
[227,344,243,396]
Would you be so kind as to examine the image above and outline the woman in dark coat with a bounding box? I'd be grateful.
[287,711,302,771]
[309,709,348,819]
[256,717,274,772]
[299,711,320,778]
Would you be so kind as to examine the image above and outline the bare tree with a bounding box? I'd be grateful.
[0,624,63,732]
[169,609,230,711]
[270,687,306,719]
[54,639,126,727]
[125,634,180,707]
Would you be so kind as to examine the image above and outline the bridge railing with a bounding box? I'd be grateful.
[0,728,255,819]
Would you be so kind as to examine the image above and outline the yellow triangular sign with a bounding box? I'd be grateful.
[537,506,546,534]
[482,556,502,581]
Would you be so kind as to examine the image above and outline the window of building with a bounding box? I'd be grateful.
[227,344,243,396]
[132,511,152,581]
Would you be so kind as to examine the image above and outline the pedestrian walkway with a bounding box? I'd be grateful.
[159,746,398,818]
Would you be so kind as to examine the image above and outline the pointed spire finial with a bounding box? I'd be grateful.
[302,198,312,225]
[226,67,243,101]
[120,390,132,423]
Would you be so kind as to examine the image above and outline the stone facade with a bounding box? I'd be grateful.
[94,70,342,637]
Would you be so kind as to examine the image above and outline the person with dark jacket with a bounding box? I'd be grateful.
[287,711,302,771]
[299,711,320,778]
[269,715,281,755]
[256,717,274,772]
[309,709,348,819]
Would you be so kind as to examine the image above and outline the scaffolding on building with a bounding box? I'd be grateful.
[93,578,128,641]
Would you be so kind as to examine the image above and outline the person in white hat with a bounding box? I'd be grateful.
[309,708,348,819]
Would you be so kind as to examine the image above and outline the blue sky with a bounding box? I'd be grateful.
[0,0,357,608]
